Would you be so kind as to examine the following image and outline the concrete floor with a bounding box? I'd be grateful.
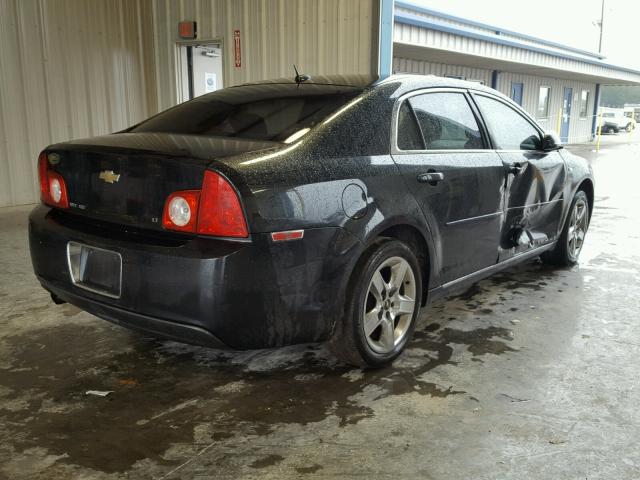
[1,132,639,479]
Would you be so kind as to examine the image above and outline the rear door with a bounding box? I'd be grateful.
[391,89,506,285]
[471,93,567,261]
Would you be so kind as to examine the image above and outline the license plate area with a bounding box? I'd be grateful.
[67,242,122,298]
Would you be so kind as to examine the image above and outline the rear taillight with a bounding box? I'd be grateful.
[38,151,69,208]
[162,170,248,238]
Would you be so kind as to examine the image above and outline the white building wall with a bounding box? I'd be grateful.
[0,0,377,207]
[0,0,155,208]
[496,72,596,144]
[393,57,492,85]
[394,20,640,85]
[394,57,597,144]
[150,0,376,112]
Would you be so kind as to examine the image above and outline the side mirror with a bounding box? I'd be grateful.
[542,131,563,151]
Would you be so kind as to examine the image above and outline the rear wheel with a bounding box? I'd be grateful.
[329,239,422,368]
[542,190,590,266]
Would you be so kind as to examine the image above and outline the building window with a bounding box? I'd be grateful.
[580,90,589,118]
[537,86,551,118]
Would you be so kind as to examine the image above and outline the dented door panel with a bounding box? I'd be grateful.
[498,151,567,261]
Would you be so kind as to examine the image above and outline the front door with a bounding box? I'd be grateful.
[561,87,572,142]
[392,91,505,284]
[472,94,567,262]
[511,82,524,106]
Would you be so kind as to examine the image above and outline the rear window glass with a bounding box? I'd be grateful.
[397,101,424,150]
[130,84,362,142]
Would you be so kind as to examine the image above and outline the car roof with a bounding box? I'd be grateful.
[236,73,508,99]
[234,74,379,89]
[377,73,503,95]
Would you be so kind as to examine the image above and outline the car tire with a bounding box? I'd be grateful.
[541,190,590,267]
[329,238,422,368]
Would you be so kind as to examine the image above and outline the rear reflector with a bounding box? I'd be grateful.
[271,230,304,242]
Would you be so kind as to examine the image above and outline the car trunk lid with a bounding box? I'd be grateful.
[48,133,276,231]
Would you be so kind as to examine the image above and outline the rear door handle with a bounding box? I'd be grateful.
[417,172,444,184]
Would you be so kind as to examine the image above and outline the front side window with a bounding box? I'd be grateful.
[537,86,551,118]
[580,90,589,118]
[408,92,483,150]
[475,95,541,151]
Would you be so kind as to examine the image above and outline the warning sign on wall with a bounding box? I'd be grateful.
[233,30,241,68]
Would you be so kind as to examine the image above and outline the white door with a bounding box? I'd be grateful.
[177,43,224,103]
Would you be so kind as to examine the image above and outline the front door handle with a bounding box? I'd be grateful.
[417,172,444,185]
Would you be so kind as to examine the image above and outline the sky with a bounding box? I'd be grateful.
[411,0,640,69]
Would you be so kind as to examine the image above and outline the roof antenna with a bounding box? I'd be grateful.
[293,65,310,85]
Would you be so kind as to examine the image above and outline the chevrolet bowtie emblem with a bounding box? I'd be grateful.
[99,170,120,184]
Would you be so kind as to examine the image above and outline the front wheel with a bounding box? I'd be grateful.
[329,238,422,368]
[542,190,590,266]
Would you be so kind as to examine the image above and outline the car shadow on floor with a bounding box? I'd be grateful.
[1,260,576,474]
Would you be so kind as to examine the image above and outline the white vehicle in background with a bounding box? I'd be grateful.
[601,108,635,132]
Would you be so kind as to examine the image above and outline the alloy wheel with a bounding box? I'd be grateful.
[363,256,417,354]
[567,197,589,260]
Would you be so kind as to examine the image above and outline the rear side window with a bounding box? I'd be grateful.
[130,85,362,142]
[408,93,483,150]
[474,95,541,150]
[397,102,424,150]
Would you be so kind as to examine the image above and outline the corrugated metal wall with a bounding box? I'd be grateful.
[394,20,640,85]
[150,0,376,112]
[393,57,492,85]
[393,57,597,143]
[0,0,155,207]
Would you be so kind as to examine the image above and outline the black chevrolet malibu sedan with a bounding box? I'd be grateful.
[29,74,593,367]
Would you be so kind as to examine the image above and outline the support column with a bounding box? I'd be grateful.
[591,83,601,140]
[377,0,395,79]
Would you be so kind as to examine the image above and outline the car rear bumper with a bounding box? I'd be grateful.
[29,205,362,349]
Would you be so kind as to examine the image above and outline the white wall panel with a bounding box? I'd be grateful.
[0,0,154,207]
[150,0,376,112]
[393,57,492,86]
[496,72,597,143]
[393,21,640,85]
